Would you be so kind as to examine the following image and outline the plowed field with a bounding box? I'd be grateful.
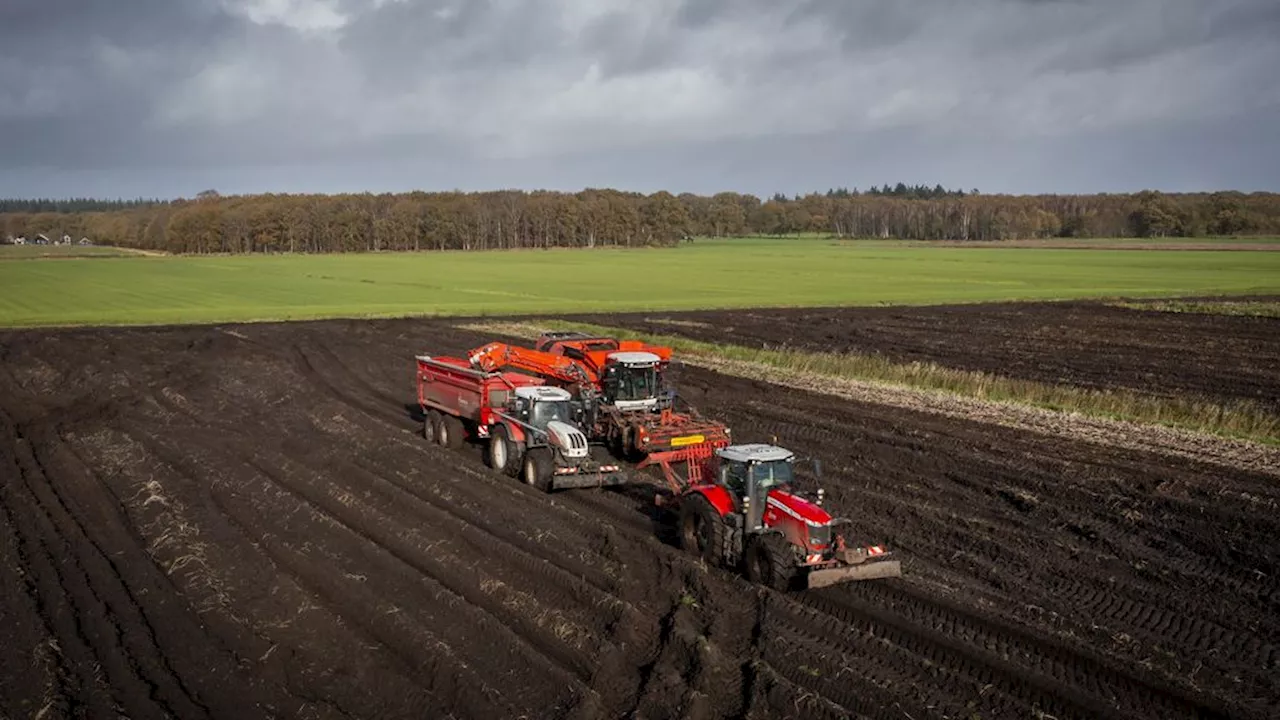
[570,298,1280,412]
[2,314,1277,720]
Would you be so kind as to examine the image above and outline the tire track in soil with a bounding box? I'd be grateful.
[229,441,597,710]
[10,428,190,720]
[0,423,110,719]
[0,406,254,720]
[798,582,1241,720]
[704,373,1278,719]
[115,417,444,720]
[137,418,553,718]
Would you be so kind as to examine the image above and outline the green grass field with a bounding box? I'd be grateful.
[2,237,1278,328]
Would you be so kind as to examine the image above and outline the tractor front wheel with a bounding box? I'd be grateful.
[522,448,554,492]
[487,425,521,477]
[744,533,799,591]
[678,494,725,566]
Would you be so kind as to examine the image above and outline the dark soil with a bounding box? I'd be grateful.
[1,315,1277,720]
[568,298,1280,413]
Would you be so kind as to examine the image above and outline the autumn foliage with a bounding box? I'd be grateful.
[1,187,1277,254]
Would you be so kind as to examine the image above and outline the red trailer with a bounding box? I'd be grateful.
[415,354,625,492]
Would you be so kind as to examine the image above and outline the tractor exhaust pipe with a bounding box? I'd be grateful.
[806,559,902,589]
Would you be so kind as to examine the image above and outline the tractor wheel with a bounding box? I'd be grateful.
[678,494,725,566]
[424,410,441,443]
[608,427,626,461]
[487,425,521,477]
[625,431,646,463]
[438,414,465,450]
[744,533,799,591]
[522,448,554,492]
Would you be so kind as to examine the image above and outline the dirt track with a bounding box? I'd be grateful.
[570,298,1280,412]
[2,316,1277,720]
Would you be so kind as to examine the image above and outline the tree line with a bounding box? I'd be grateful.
[0,197,167,214]
[1,187,1277,254]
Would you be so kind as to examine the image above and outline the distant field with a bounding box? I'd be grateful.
[0,244,142,259]
[829,237,1280,250]
[2,237,1279,328]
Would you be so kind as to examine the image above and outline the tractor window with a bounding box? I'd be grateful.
[529,400,572,430]
[723,460,748,494]
[750,460,794,489]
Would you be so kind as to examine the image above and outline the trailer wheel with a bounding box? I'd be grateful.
[424,410,441,443]
[522,448,554,492]
[438,414,465,449]
[679,494,725,566]
[744,533,798,591]
[487,425,520,477]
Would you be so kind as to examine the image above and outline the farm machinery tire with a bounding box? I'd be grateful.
[438,414,465,450]
[424,410,441,443]
[679,494,725,566]
[744,533,799,591]
[487,425,521,478]
[522,448,554,493]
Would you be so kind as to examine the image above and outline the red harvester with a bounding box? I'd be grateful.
[467,331,732,467]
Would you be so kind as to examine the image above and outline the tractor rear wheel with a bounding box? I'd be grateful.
[487,425,520,477]
[522,448,554,492]
[678,494,725,566]
[744,533,799,591]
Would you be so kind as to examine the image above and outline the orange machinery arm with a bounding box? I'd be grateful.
[467,342,597,386]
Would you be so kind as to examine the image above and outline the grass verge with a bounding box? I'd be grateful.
[1110,300,1280,318]
[461,319,1280,446]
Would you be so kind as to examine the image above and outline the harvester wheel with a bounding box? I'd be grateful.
[744,533,798,591]
[678,494,724,566]
[487,425,520,477]
[522,448,554,492]
[438,414,465,450]
[424,410,441,443]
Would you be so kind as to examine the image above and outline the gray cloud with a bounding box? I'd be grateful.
[0,0,1277,197]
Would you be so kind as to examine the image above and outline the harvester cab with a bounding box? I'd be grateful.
[599,351,665,410]
[676,443,903,590]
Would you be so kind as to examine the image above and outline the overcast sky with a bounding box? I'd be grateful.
[1,0,1278,199]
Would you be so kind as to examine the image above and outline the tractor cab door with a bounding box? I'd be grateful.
[743,463,769,531]
[720,460,767,529]
[719,460,747,514]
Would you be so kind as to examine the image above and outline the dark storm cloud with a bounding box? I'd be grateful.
[0,0,1277,196]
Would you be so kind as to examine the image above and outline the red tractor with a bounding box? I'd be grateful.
[660,443,901,590]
